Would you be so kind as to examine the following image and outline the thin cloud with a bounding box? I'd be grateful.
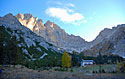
[55,1,62,5]
[67,3,75,7]
[45,7,84,24]
[46,1,62,6]
[65,8,74,13]
[73,20,87,25]
[73,21,82,25]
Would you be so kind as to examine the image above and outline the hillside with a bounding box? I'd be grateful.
[0,13,62,68]
[83,24,125,57]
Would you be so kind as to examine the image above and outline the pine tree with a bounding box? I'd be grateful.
[62,51,71,68]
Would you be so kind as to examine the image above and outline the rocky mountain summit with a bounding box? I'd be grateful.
[16,13,88,53]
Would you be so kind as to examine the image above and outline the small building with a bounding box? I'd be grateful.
[81,59,94,67]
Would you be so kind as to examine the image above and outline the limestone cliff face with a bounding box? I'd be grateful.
[16,13,88,53]
[16,13,38,30]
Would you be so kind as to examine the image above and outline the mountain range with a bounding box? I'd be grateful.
[0,13,125,58]
[16,13,89,53]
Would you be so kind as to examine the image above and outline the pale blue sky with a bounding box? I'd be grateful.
[0,0,125,41]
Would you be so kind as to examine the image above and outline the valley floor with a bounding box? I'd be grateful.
[1,65,125,79]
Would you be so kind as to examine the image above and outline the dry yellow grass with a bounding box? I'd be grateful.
[1,65,125,79]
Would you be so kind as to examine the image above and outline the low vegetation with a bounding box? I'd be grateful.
[1,64,125,79]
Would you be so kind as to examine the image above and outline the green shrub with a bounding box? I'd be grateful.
[55,68,59,71]
[43,67,50,70]
[70,68,73,72]
[111,71,117,73]
[92,70,95,73]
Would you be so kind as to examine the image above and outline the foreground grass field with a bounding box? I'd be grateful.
[73,64,117,73]
[1,64,125,79]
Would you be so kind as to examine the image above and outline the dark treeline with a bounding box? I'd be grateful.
[71,51,123,66]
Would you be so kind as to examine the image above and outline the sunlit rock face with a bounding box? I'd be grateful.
[16,13,88,53]
[16,13,38,30]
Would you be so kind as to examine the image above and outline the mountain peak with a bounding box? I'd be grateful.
[3,13,14,19]
[44,20,55,28]
[45,20,52,25]
[16,13,38,30]
[24,13,34,19]
[0,13,21,26]
[16,13,24,19]
[38,19,43,23]
[4,13,13,17]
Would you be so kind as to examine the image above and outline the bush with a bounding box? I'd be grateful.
[61,68,65,71]
[111,71,117,73]
[40,67,50,71]
[92,70,95,73]
[70,68,73,72]
[54,68,59,71]
[98,69,106,73]
[102,69,105,73]
[55,68,63,71]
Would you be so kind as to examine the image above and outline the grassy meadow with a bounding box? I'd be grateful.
[1,64,125,79]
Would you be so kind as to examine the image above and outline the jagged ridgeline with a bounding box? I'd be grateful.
[15,13,125,57]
